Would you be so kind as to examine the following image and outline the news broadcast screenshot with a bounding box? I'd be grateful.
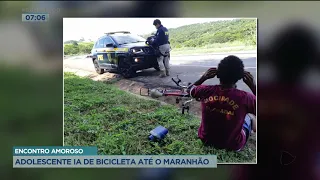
[15,17,257,168]
[5,1,320,180]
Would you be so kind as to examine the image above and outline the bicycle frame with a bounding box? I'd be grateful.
[140,75,193,114]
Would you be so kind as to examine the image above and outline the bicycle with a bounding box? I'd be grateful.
[140,75,194,114]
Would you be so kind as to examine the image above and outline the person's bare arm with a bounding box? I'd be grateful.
[187,68,217,92]
[243,71,256,96]
[187,68,217,100]
[194,68,217,86]
[193,76,207,86]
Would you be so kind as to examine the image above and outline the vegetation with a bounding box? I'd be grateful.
[64,42,93,56]
[143,19,256,49]
[63,19,256,55]
[64,72,256,163]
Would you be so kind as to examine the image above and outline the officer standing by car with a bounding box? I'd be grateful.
[152,19,171,77]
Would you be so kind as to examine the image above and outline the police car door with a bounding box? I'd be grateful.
[104,37,116,65]
[96,37,113,67]
[95,38,107,64]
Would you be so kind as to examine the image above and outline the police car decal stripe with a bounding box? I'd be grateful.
[96,48,129,52]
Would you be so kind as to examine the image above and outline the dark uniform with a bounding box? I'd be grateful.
[153,25,171,76]
[153,25,169,46]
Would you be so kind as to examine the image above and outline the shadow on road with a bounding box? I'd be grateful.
[135,69,159,77]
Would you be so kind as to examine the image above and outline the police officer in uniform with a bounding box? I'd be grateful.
[152,19,171,77]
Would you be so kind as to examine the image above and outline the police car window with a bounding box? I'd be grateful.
[111,34,145,45]
[94,41,99,48]
[103,37,114,45]
[97,39,104,48]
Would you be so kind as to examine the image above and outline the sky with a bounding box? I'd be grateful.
[63,18,236,42]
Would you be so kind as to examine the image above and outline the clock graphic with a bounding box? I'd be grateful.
[22,13,49,22]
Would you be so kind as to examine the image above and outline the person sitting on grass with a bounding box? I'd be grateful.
[187,55,256,151]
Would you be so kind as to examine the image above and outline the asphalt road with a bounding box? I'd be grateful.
[64,51,257,92]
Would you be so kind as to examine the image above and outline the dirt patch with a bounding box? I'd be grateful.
[64,68,121,82]
[115,79,146,95]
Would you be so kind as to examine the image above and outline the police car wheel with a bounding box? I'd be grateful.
[93,59,105,74]
[121,68,135,78]
[118,58,135,78]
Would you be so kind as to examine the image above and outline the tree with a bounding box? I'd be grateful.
[78,37,85,42]
[72,41,78,46]
[64,40,78,44]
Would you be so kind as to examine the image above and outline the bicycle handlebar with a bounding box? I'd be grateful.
[171,77,181,87]
[172,75,192,89]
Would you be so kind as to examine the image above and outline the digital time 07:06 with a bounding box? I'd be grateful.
[22,13,49,22]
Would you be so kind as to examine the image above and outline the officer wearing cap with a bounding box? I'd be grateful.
[152,19,171,77]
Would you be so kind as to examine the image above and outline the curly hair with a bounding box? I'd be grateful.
[217,55,245,84]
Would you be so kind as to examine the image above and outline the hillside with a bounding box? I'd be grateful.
[142,19,256,49]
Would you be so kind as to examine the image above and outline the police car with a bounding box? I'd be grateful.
[91,31,160,78]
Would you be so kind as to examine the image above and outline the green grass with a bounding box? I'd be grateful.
[64,72,255,163]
